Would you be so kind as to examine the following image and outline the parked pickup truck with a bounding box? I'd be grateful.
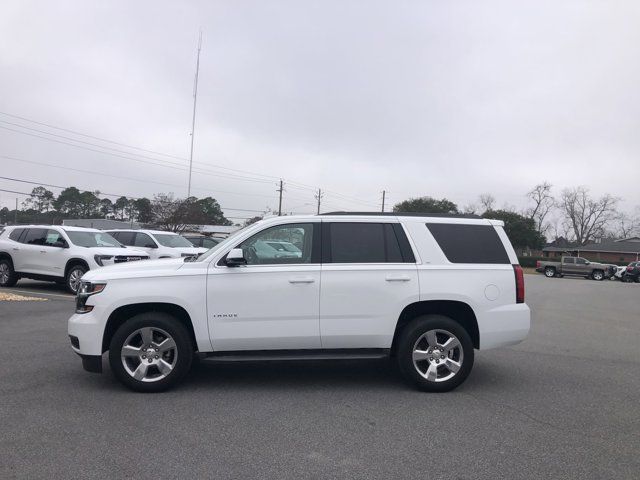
[536,256,614,281]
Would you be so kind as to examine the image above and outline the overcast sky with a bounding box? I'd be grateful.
[1,0,639,221]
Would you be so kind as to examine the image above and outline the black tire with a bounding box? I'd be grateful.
[108,312,193,392]
[544,267,556,278]
[591,270,604,281]
[65,264,87,294]
[0,257,19,287]
[397,314,474,393]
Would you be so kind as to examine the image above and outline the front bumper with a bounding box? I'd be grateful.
[68,310,105,356]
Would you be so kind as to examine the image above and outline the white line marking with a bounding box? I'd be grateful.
[1,289,74,300]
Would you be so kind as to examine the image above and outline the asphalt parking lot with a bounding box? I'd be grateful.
[1,276,638,480]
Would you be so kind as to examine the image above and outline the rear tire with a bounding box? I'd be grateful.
[397,314,474,392]
[544,267,556,278]
[109,312,193,392]
[0,258,19,287]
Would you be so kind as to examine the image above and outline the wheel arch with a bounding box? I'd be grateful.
[0,251,13,264]
[391,300,480,355]
[102,302,197,353]
[64,258,90,277]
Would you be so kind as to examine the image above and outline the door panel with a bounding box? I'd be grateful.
[207,265,321,350]
[320,264,419,348]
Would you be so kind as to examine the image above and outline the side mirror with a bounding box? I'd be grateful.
[54,239,68,248]
[226,248,247,267]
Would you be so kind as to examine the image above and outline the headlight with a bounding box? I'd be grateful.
[94,255,114,266]
[76,281,107,314]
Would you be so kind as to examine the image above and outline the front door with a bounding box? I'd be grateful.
[207,222,321,351]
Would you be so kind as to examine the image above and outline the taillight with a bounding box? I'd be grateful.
[536,261,540,269]
[627,266,633,271]
[513,264,525,304]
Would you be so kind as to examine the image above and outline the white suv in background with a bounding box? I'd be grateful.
[69,213,530,393]
[106,229,207,259]
[0,225,148,293]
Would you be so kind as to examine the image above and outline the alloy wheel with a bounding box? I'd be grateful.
[120,327,178,382]
[68,268,84,293]
[412,329,464,382]
[0,263,10,284]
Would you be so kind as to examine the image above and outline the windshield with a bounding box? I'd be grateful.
[196,225,250,262]
[66,231,122,248]
[153,234,195,248]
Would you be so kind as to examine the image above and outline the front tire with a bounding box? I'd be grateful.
[108,312,193,392]
[591,270,604,281]
[0,258,19,287]
[66,264,87,294]
[544,267,556,278]
[397,315,474,392]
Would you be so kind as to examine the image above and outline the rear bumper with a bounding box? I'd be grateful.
[478,303,530,350]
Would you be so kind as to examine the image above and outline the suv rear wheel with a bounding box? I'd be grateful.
[591,270,604,281]
[108,312,193,392]
[0,258,19,287]
[397,314,474,392]
[544,267,556,278]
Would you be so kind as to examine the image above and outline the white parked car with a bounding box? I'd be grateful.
[0,225,148,293]
[106,229,207,260]
[69,213,530,393]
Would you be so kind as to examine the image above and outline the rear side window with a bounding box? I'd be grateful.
[23,228,48,246]
[563,257,575,264]
[426,223,510,264]
[112,232,135,245]
[9,228,25,242]
[324,223,414,263]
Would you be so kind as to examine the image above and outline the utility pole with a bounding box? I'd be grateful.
[315,188,323,214]
[187,30,202,198]
[381,190,386,213]
[14,198,18,225]
[277,180,284,216]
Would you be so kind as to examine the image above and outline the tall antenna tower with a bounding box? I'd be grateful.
[187,30,202,198]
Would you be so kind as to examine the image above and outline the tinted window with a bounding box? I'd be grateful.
[67,231,121,248]
[185,237,201,247]
[202,238,220,248]
[111,231,135,245]
[154,234,194,248]
[44,229,64,247]
[23,228,48,245]
[134,233,155,248]
[426,223,510,264]
[326,223,409,263]
[563,257,575,264]
[238,223,314,265]
[575,257,587,265]
[9,228,24,241]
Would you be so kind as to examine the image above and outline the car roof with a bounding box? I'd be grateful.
[252,214,500,227]
[4,225,102,233]
[106,229,179,235]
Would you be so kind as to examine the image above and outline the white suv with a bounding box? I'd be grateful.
[106,229,207,259]
[68,213,530,393]
[0,225,149,293]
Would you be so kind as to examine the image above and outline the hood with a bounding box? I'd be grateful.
[90,247,148,257]
[173,247,208,255]
[82,257,186,282]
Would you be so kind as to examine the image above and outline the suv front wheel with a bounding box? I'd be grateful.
[108,312,193,392]
[397,315,474,392]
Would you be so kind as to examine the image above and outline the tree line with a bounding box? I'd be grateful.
[0,186,232,231]
[392,183,639,251]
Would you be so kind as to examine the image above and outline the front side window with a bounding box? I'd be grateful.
[575,257,587,265]
[238,223,314,265]
[202,238,219,248]
[326,223,408,263]
[45,229,64,246]
[154,234,194,248]
[66,231,121,248]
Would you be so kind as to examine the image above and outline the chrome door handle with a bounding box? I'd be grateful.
[289,277,315,284]
[385,275,411,282]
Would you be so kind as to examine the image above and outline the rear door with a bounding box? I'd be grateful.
[562,257,576,274]
[319,221,419,349]
[19,228,49,274]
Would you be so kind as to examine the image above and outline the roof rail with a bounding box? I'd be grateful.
[319,211,482,219]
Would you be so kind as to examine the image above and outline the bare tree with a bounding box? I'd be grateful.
[478,193,495,213]
[558,187,619,245]
[526,182,555,236]
[609,210,640,239]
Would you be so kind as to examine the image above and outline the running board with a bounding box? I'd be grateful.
[201,348,389,363]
